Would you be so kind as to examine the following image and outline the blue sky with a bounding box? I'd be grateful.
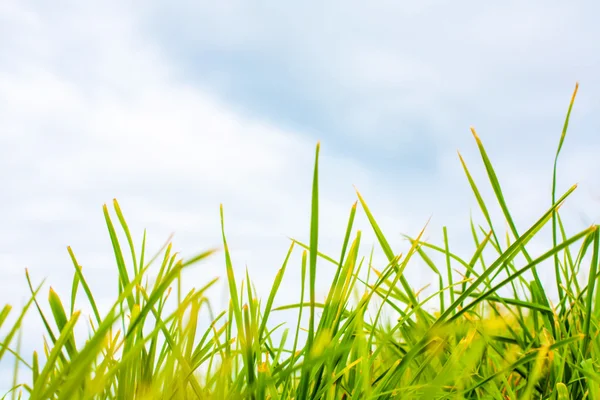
[1,0,599,391]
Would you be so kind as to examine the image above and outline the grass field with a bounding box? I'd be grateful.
[1,83,598,399]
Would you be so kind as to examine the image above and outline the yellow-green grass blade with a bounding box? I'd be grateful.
[297,142,321,400]
[103,203,135,313]
[554,382,570,400]
[112,199,139,276]
[242,304,256,397]
[308,142,321,346]
[0,305,11,334]
[443,226,455,310]
[581,227,599,356]
[220,204,245,356]
[24,271,58,347]
[66,247,101,324]
[258,242,294,342]
[316,202,358,337]
[68,267,79,320]
[48,287,77,359]
[458,150,529,309]
[552,83,579,304]
[469,127,550,308]
[457,151,501,253]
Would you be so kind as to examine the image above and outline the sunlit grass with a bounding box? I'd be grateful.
[1,83,599,399]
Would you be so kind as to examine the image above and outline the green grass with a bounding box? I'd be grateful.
[1,83,599,399]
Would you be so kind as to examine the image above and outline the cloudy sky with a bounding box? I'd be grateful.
[1,0,599,391]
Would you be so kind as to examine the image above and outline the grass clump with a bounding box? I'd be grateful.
[1,83,599,399]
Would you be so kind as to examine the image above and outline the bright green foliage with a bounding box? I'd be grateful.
[1,83,599,399]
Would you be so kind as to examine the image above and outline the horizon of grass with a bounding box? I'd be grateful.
[0,83,599,399]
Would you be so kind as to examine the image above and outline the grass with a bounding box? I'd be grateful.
[1,83,599,399]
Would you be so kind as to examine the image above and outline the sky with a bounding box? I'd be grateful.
[1,0,599,392]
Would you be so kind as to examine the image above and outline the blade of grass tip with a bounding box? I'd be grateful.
[554,382,570,400]
[220,204,245,357]
[339,201,358,267]
[405,237,444,312]
[308,141,320,349]
[552,82,579,304]
[319,202,358,330]
[385,220,433,317]
[317,238,361,344]
[443,226,455,311]
[245,266,254,330]
[67,247,101,325]
[581,227,599,356]
[69,265,79,318]
[153,242,174,297]
[457,151,501,251]
[144,231,174,272]
[297,141,321,400]
[113,199,139,276]
[355,188,426,320]
[23,271,60,351]
[458,150,528,312]
[470,127,548,304]
[0,305,11,332]
[48,287,77,359]
[258,242,294,341]
[103,203,134,312]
